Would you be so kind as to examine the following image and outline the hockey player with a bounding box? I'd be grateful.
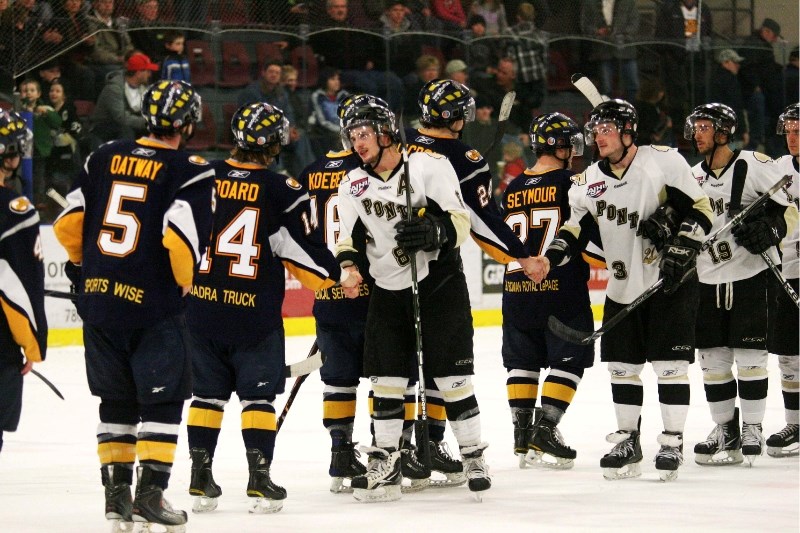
[686,103,797,467]
[53,80,214,532]
[528,99,714,481]
[0,110,47,455]
[185,102,362,513]
[766,103,799,458]
[501,113,600,469]
[335,94,491,502]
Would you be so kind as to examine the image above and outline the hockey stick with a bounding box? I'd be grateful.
[31,369,65,400]
[45,289,77,300]
[397,115,432,471]
[46,187,68,208]
[729,160,799,307]
[571,73,609,107]
[276,341,321,433]
[482,91,516,156]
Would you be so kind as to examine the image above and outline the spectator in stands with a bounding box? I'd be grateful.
[408,0,445,53]
[444,58,469,85]
[504,0,550,29]
[159,30,190,81]
[635,77,673,147]
[16,78,61,208]
[129,0,164,63]
[654,0,712,143]
[495,140,526,196]
[786,47,799,106]
[88,51,157,148]
[580,0,640,103]
[430,0,466,32]
[708,49,748,148]
[402,54,441,124]
[462,94,502,186]
[470,0,507,36]
[87,0,132,95]
[464,14,501,81]
[381,0,422,78]
[308,0,404,111]
[0,1,58,93]
[309,67,347,155]
[50,0,98,100]
[281,64,311,128]
[506,2,547,131]
[47,78,81,197]
[35,60,71,99]
[472,56,523,131]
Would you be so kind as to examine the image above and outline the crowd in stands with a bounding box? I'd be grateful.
[0,0,796,221]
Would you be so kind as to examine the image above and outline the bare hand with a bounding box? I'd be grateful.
[21,360,33,376]
[527,256,551,284]
[341,266,362,298]
[516,256,540,282]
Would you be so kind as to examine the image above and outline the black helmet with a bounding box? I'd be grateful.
[231,102,290,152]
[0,110,32,159]
[141,79,202,135]
[338,93,398,150]
[684,103,737,140]
[777,103,799,134]
[584,99,638,145]
[529,112,584,156]
[418,79,476,126]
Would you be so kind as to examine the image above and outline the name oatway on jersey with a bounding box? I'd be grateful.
[109,154,164,181]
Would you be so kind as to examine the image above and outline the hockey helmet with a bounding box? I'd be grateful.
[418,79,476,126]
[0,110,32,159]
[529,112,584,156]
[584,99,638,145]
[777,103,799,134]
[141,79,202,135]
[338,93,398,150]
[231,102,290,152]
[684,103,737,140]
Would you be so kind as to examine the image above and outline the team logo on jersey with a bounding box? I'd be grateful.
[414,135,435,145]
[132,147,156,157]
[228,170,250,178]
[651,145,671,152]
[9,196,33,213]
[753,152,773,163]
[587,181,607,198]
[188,155,209,166]
[325,159,344,169]
[465,149,483,162]
[524,177,542,185]
[285,177,302,190]
[570,172,586,186]
[350,176,369,197]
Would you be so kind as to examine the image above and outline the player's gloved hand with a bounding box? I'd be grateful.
[64,261,81,294]
[641,203,678,252]
[394,210,447,253]
[659,236,700,295]
[731,217,785,255]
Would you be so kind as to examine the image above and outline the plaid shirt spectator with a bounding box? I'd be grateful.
[506,21,547,82]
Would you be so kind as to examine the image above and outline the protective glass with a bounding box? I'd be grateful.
[584,121,618,146]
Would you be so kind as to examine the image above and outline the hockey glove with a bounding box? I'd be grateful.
[731,217,785,255]
[641,203,679,252]
[659,236,700,295]
[64,261,82,294]
[394,211,448,254]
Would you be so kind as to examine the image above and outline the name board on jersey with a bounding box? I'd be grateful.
[587,181,607,198]
[350,176,369,197]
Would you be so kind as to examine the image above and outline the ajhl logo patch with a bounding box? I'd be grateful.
[587,181,607,198]
[350,176,369,197]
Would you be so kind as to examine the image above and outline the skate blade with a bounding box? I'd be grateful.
[658,469,679,482]
[694,450,744,466]
[108,518,135,533]
[744,454,761,467]
[602,461,642,481]
[471,488,489,503]
[767,443,800,458]
[249,497,283,514]
[429,471,467,488]
[524,450,574,470]
[516,453,531,469]
[133,523,186,533]
[329,477,354,494]
[353,484,402,503]
[400,477,430,493]
[191,495,218,513]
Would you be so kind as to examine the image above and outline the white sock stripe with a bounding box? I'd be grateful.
[138,422,180,436]
[548,368,582,384]
[323,385,358,395]
[97,423,137,437]
[191,397,228,407]
[508,368,539,380]
[240,399,274,409]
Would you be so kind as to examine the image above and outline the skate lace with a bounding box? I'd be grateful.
[463,455,489,479]
[609,437,634,458]
[700,423,725,449]
[742,423,764,447]
[774,424,799,439]
[657,445,683,464]
[552,427,574,450]
[364,453,395,482]
[434,441,460,466]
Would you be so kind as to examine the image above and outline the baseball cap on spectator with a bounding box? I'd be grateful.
[445,59,468,76]
[761,18,781,37]
[126,52,159,72]
[474,94,492,109]
[717,49,744,64]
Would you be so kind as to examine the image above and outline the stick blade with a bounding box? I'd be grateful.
[285,350,325,378]
[498,91,516,122]
[547,315,594,345]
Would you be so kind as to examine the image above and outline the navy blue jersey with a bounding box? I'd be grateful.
[502,168,598,329]
[54,138,215,329]
[404,128,528,263]
[298,150,372,325]
[0,189,47,362]
[187,159,342,343]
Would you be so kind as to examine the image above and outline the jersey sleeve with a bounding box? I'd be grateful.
[421,154,470,248]
[749,154,799,238]
[53,153,93,264]
[662,149,714,239]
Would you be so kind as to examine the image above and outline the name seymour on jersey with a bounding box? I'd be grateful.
[506,186,557,208]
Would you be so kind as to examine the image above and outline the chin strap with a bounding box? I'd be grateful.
[555,148,573,169]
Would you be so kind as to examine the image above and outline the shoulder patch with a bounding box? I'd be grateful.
[570,172,587,186]
[651,145,672,152]
[9,196,34,214]
[188,155,209,165]
[753,152,773,163]
[465,149,483,162]
[285,177,302,190]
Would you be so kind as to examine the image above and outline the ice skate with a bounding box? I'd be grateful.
[525,411,576,470]
[741,422,765,466]
[131,466,187,533]
[512,409,534,469]
[425,440,467,487]
[246,449,286,513]
[188,448,221,513]
[101,464,134,533]
[654,432,683,482]
[351,446,402,503]
[694,408,743,466]
[766,424,800,458]
[398,440,430,493]
[600,430,643,480]
[461,443,491,502]
[328,439,367,493]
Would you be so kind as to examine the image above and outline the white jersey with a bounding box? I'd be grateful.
[692,150,795,284]
[336,151,469,291]
[775,154,799,280]
[562,145,712,304]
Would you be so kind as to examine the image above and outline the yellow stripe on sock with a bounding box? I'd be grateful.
[507,383,538,401]
[97,442,136,464]
[241,410,277,431]
[188,407,224,429]
[136,440,176,464]
[323,400,357,420]
[542,382,576,404]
